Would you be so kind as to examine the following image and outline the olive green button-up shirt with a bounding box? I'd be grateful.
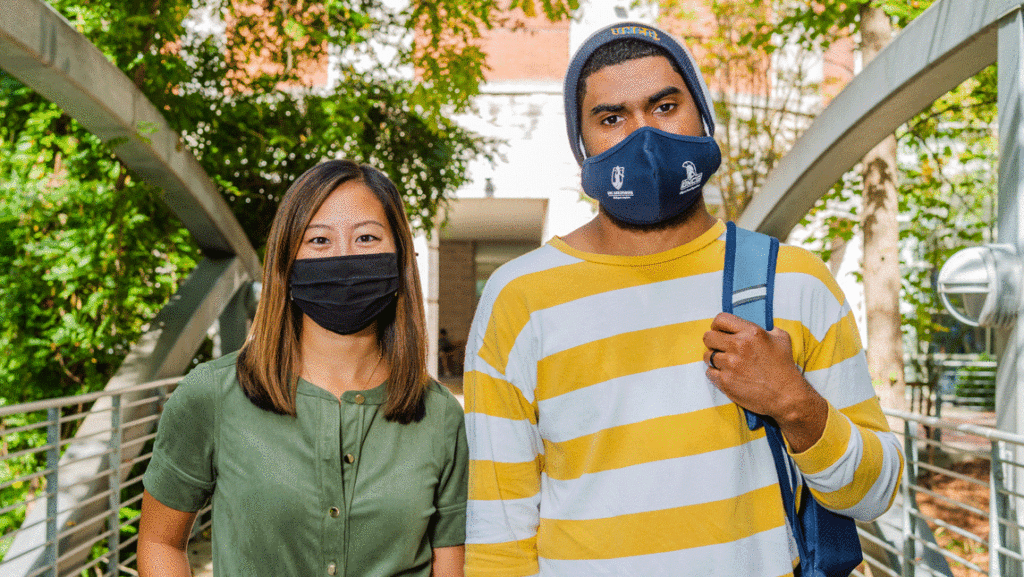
[144,353,468,577]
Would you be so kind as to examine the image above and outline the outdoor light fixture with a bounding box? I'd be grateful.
[936,244,1022,328]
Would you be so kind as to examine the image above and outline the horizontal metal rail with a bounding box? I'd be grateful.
[859,407,1024,576]
[1,377,186,576]
[3,386,1024,576]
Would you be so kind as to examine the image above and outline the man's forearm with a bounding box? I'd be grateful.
[773,377,829,454]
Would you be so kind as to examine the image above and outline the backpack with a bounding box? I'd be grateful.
[723,221,863,577]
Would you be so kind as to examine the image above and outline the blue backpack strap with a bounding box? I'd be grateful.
[723,221,805,559]
[723,221,778,330]
[723,222,779,431]
[723,221,862,577]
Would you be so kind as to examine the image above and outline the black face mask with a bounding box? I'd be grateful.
[289,252,400,335]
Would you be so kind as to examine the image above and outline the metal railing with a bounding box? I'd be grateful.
[854,408,1024,577]
[937,360,999,412]
[0,378,211,577]
[1,385,1022,576]
[907,357,998,418]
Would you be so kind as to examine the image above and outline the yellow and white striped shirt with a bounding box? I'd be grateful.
[464,221,903,576]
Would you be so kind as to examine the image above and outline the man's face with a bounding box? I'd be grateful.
[579,55,704,158]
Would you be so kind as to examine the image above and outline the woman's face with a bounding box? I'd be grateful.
[295,179,397,260]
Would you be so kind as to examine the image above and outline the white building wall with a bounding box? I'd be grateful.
[453,81,592,240]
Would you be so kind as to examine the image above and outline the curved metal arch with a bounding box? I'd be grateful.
[734,3,1024,573]
[0,0,260,277]
[738,0,1021,239]
[0,1,262,574]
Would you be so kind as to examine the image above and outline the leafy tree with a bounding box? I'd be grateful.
[0,0,576,561]
[0,0,574,404]
[785,2,999,412]
[659,0,823,221]
[0,80,200,404]
[895,66,997,394]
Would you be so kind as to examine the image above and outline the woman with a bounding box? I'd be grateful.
[138,160,467,577]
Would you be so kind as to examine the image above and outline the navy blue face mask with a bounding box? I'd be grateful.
[580,126,722,226]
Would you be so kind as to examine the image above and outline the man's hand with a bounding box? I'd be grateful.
[703,312,829,453]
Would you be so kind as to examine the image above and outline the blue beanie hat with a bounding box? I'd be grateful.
[563,22,717,165]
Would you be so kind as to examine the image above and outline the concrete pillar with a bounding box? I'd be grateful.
[416,231,440,379]
[211,282,256,357]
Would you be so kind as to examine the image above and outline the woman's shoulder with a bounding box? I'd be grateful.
[422,380,465,425]
[170,351,243,406]
[201,350,242,377]
[423,379,461,405]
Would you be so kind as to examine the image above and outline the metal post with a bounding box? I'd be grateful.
[902,418,918,575]
[108,395,122,576]
[993,440,1009,577]
[998,8,1024,576]
[45,407,59,577]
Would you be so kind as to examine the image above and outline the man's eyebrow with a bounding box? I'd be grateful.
[648,86,682,105]
[588,103,625,116]
[587,86,684,116]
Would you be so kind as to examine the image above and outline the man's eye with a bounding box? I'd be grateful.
[656,102,676,113]
[600,115,621,126]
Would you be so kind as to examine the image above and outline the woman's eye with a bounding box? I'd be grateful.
[357,234,379,243]
[308,236,329,245]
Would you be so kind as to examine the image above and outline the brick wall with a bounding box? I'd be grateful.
[480,12,569,82]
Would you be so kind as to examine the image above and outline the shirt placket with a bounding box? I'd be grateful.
[338,391,369,577]
[320,398,345,577]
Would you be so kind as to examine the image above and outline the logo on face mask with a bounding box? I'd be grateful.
[611,166,625,190]
[680,161,702,194]
[607,166,632,199]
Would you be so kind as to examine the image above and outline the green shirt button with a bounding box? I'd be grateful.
[344,453,355,464]
[327,562,337,575]
[354,394,365,404]
[329,506,340,518]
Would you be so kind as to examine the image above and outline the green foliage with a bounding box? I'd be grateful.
[0,412,48,555]
[896,65,997,361]
[748,1,932,52]
[803,64,998,377]
[1,0,573,399]
[0,0,571,565]
[660,0,821,220]
[0,82,200,403]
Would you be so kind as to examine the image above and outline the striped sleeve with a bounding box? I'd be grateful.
[464,246,577,577]
[775,246,903,521]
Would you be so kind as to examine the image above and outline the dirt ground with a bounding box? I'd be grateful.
[915,459,991,577]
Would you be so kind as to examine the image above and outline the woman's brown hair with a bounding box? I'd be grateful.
[236,160,429,423]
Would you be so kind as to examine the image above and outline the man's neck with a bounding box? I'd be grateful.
[561,200,717,257]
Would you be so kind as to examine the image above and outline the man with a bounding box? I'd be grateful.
[464,22,902,576]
